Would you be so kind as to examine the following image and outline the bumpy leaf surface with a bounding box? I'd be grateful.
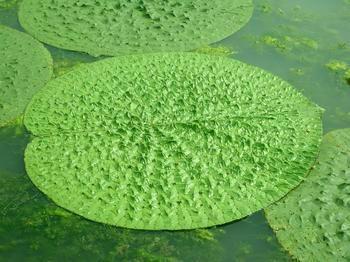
[265,129,350,261]
[0,25,52,126]
[24,53,323,230]
[18,0,253,56]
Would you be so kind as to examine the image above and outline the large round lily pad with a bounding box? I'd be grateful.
[24,53,323,230]
[0,25,52,127]
[265,129,350,262]
[18,0,253,57]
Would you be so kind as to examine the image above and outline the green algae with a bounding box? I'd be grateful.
[0,0,20,9]
[0,114,23,129]
[258,35,318,52]
[265,128,350,262]
[53,59,85,77]
[0,25,52,127]
[18,0,253,57]
[325,60,350,86]
[193,45,236,57]
[345,69,350,85]
[326,60,348,72]
[24,52,322,230]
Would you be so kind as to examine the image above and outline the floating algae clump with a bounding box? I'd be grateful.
[24,53,323,230]
[345,69,350,85]
[0,25,52,127]
[194,45,235,57]
[18,0,253,56]
[265,129,350,262]
[325,60,350,86]
[326,60,348,72]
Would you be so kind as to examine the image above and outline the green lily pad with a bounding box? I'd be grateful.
[18,0,253,57]
[0,25,52,127]
[265,129,350,261]
[24,53,323,230]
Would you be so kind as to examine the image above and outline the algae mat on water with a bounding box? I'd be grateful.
[265,129,350,262]
[24,53,323,230]
[18,0,253,56]
[0,25,52,127]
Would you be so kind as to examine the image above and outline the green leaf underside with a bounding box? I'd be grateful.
[265,129,350,261]
[18,0,253,57]
[0,25,52,127]
[24,53,323,230]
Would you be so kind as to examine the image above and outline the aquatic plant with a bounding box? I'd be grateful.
[0,25,52,127]
[18,0,253,56]
[265,128,350,261]
[24,52,322,230]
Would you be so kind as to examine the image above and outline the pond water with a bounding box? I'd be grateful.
[0,0,349,261]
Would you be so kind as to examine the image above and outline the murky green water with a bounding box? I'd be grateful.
[0,0,349,261]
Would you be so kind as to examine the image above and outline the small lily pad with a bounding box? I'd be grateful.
[24,53,323,230]
[265,129,350,261]
[18,0,253,56]
[0,25,52,127]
